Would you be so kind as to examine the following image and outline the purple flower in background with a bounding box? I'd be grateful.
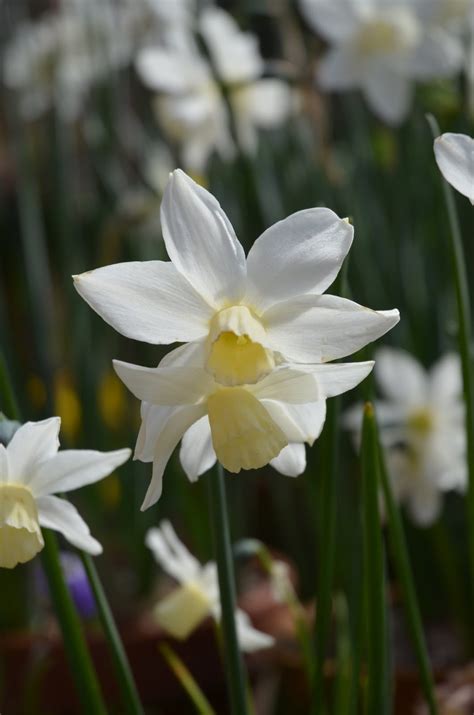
[36,551,96,620]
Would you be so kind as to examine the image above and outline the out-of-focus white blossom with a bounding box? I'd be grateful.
[146,520,274,651]
[434,132,474,204]
[3,0,145,121]
[300,0,464,124]
[136,6,294,170]
[345,348,466,526]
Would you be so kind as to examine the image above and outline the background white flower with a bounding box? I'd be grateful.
[345,348,466,525]
[146,520,274,652]
[434,133,474,204]
[300,0,464,124]
[0,417,130,568]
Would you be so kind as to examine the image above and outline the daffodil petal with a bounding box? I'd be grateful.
[161,169,246,307]
[142,404,207,510]
[374,347,427,405]
[235,609,274,652]
[0,445,9,483]
[363,66,412,126]
[263,400,327,446]
[180,416,216,482]
[264,295,400,363]
[29,448,131,498]
[37,495,102,555]
[135,403,178,462]
[311,361,374,398]
[249,368,320,403]
[7,418,60,485]
[246,208,353,312]
[113,361,213,406]
[318,46,359,89]
[146,522,202,583]
[410,30,464,80]
[407,484,441,527]
[136,47,198,93]
[299,0,361,41]
[270,443,306,477]
[429,353,462,403]
[73,261,212,345]
[434,133,474,204]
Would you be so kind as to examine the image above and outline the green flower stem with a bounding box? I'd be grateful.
[427,115,474,617]
[41,531,107,714]
[0,353,107,713]
[312,398,340,714]
[376,428,438,715]
[80,553,145,715]
[0,350,20,421]
[159,642,216,715]
[360,403,389,715]
[208,463,249,715]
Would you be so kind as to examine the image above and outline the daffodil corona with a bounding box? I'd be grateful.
[0,418,130,568]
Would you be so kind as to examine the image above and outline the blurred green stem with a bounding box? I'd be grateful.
[42,531,107,714]
[376,430,438,715]
[427,115,474,631]
[80,553,144,715]
[312,398,340,713]
[159,643,216,715]
[0,350,20,420]
[360,403,389,715]
[207,463,249,715]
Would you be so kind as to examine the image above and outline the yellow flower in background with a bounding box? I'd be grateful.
[98,370,127,431]
[54,372,82,442]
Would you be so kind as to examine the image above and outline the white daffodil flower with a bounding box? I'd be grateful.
[146,520,274,651]
[0,418,130,568]
[434,133,474,204]
[74,168,399,383]
[114,337,374,508]
[300,0,464,124]
[345,348,466,526]
[135,7,293,168]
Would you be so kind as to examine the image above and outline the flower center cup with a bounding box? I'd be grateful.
[356,14,419,57]
[207,387,287,473]
[0,483,44,569]
[207,305,275,386]
[407,407,435,437]
[153,580,212,639]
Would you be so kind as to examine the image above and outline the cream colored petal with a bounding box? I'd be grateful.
[7,418,60,485]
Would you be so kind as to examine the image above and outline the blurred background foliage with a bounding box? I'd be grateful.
[0,0,473,711]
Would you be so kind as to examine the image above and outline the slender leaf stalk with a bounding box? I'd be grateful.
[80,553,145,715]
[159,642,216,715]
[41,531,107,714]
[360,403,388,715]
[376,433,438,715]
[312,398,340,713]
[207,463,249,715]
[427,115,474,619]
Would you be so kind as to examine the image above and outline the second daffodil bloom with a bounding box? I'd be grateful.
[434,132,474,204]
[0,417,130,568]
[345,349,466,526]
[146,521,274,652]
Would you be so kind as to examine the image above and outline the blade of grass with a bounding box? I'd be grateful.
[360,402,389,715]
[375,428,438,715]
[312,398,340,714]
[80,553,145,715]
[159,642,216,715]
[427,115,474,633]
